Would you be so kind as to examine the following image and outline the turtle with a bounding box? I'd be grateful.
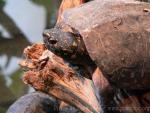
[43,0,150,90]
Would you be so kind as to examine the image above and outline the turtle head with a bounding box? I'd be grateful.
[43,27,86,58]
[43,27,97,77]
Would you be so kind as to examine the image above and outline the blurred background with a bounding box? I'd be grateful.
[0,0,61,112]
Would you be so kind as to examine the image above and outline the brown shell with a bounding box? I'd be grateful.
[61,0,150,89]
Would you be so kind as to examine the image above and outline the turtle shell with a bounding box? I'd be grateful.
[61,0,150,89]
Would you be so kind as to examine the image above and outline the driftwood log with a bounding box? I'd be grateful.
[19,44,103,113]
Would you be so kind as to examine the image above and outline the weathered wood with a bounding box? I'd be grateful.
[19,44,102,113]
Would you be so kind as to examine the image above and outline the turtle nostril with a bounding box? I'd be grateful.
[49,39,57,44]
[43,32,51,38]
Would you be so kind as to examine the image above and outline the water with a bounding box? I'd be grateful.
[0,0,60,112]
